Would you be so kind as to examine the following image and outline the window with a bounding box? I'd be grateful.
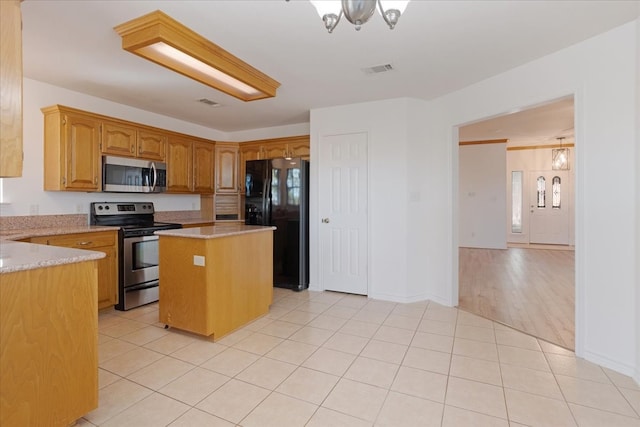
[271,169,280,205]
[536,176,546,208]
[286,168,301,206]
[511,171,523,233]
[552,176,561,209]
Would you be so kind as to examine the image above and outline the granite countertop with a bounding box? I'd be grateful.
[170,218,215,226]
[0,225,119,241]
[155,224,276,239]
[0,240,105,274]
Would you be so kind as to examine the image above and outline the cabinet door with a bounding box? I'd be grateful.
[137,130,166,161]
[167,138,193,192]
[215,144,239,193]
[64,114,100,190]
[30,231,118,309]
[193,141,215,194]
[102,122,136,156]
[287,140,310,160]
[97,245,118,309]
[263,143,287,159]
[239,144,263,194]
[0,0,23,177]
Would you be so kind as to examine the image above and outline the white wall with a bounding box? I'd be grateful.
[1,78,311,217]
[506,147,575,245]
[310,98,415,302]
[635,9,640,386]
[414,21,638,376]
[459,143,507,249]
[227,123,311,142]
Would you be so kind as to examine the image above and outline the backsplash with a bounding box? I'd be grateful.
[0,210,209,232]
[0,214,88,231]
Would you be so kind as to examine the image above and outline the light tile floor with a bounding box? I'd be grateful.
[79,289,640,426]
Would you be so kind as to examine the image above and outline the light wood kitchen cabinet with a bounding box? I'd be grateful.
[137,129,166,160]
[42,106,101,191]
[240,135,310,161]
[158,227,273,338]
[215,143,239,194]
[101,122,165,161]
[1,258,98,425]
[102,121,136,157]
[193,141,215,194]
[0,0,23,177]
[29,230,119,309]
[166,136,193,193]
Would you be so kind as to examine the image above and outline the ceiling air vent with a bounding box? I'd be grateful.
[198,98,221,107]
[362,63,394,75]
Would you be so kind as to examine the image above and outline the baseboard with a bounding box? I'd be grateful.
[581,348,638,379]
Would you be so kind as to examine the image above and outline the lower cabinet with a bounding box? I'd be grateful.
[29,230,118,309]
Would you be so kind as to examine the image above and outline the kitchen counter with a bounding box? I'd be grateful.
[155,224,275,239]
[0,225,118,241]
[0,240,105,274]
[157,225,274,338]
[1,243,100,425]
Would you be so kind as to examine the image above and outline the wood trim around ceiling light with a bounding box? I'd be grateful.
[114,10,280,101]
[459,139,508,146]
[507,143,575,151]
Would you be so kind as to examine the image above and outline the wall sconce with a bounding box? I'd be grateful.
[114,10,280,101]
[552,137,569,170]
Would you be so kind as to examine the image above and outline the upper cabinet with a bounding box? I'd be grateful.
[42,107,101,191]
[166,136,193,193]
[193,141,215,194]
[166,137,216,194]
[102,121,165,160]
[41,105,216,194]
[0,0,23,177]
[240,135,310,162]
[215,143,239,194]
[137,130,165,160]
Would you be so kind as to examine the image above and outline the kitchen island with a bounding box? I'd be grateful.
[0,240,102,426]
[156,224,275,339]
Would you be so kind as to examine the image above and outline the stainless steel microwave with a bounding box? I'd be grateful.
[102,156,167,193]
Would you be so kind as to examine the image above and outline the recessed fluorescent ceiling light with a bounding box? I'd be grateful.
[114,10,280,101]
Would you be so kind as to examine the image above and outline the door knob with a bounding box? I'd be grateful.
[322,218,330,223]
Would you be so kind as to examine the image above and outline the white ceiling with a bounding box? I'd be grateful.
[459,97,575,146]
[20,1,639,134]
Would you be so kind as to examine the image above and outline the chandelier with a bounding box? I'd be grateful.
[310,0,410,33]
[552,137,570,170]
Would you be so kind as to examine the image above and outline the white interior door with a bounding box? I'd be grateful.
[319,132,368,295]
[529,170,570,244]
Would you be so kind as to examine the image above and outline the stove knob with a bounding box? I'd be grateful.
[98,206,103,210]
[105,205,110,210]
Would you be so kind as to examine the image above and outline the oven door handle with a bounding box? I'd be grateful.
[150,162,157,192]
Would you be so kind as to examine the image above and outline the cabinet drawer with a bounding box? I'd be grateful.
[31,231,116,249]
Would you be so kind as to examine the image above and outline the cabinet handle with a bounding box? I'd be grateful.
[94,176,98,185]
[77,241,92,246]
[131,146,135,153]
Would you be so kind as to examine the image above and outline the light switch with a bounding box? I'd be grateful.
[193,255,205,267]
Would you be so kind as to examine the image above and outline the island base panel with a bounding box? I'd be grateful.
[159,230,273,338]
[0,261,99,426]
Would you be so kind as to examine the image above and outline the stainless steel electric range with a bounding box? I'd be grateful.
[90,202,182,311]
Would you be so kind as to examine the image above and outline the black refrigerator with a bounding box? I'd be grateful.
[245,158,309,291]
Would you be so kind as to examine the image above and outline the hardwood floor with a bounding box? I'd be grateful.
[458,246,575,349]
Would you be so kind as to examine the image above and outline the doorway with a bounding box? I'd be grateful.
[457,97,576,349]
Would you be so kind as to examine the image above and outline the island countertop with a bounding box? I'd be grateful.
[0,240,105,274]
[155,224,276,239]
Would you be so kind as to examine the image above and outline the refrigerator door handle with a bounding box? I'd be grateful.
[266,178,272,225]
[262,178,269,225]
